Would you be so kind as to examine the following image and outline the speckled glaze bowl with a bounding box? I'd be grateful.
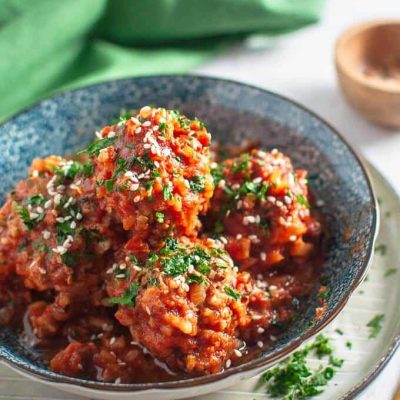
[0,75,378,400]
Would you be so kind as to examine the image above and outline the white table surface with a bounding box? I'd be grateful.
[196,0,400,398]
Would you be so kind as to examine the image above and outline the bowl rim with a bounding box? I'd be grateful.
[335,18,400,94]
[0,73,379,393]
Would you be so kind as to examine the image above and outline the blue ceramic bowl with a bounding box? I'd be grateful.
[0,75,378,400]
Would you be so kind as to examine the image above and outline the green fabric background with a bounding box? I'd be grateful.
[0,0,324,122]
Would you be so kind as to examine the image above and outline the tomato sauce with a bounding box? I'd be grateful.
[0,107,323,383]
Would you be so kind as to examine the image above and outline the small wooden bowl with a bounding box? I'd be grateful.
[335,20,400,129]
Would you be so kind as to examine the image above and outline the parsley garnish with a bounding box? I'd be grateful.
[375,244,387,255]
[61,252,77,267]
[109,283,140,307]
[367,314,384,338]
[79,137,116,157]
[232,153,249,174]
[82,161,94,177]
[296,194,310,208]
[15,205,44,230]
[384,268,397,277]
[27,195,45,206]
[189,176,205,192]
[224,285,241,300]
[258,334,343,399]
[163,185,173,201]
[155,211,164,223]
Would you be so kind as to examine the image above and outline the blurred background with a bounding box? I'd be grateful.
[0,0,399,398]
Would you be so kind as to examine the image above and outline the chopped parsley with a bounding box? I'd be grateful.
[163,185,173,201]
[61,252,77,267]
[367,314,384,339]
[224,285,241,300]
[384,268,397,277]
[232,153,249,174]
[258,334,343,399]
[346,341,352,350]
[27,194,45,206]
[79,137,116,157]
[155,211,165,223]
[189,176,205,193]
[15,205,44,230]
[296,194,310,208]
[375,244,387,256]
[109,282,140,307]
[82,161,94,177]
[334,328,344,335]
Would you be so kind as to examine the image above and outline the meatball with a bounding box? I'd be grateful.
[0,156,124,336]
[207,149,321,271]
[84,106,214,247]
[107,237,252,374]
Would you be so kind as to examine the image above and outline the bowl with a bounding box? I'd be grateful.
[335,19,400,129]
[0,75,378,399]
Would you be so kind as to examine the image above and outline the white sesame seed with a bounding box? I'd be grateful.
[76,213,83,220]
[133,265,142,272]
[38,267,46,274]
[253,177,262,184]
[234,349,242,357]
[135,127,142,134]
[95,131,102,139]
[260,252,267,261]
[110,337,116,345]
[218,179,226,189]
[32,170,39,177]
[316,199,325,207]
[143,143,151,149]
[44,199,52,208]
[152,125,159,131]
[275,200,284,207]
[107,131,116,138]
[289,235,297,242]
[236,234,242,240]
[142,121,151,127]
[140,106,151,113]
[42,230,51,240]
[257,341,264,348]
[284,196,292,205]
[267,196,276,203]
[70,221,76,229]
[115,377,121,384]
[271,148,278,155]
[36,207,44,213]
[29,212,39,219]
[225,359,232,368]
[133,195,141,203]
[270,335,277,341]
[146,306,151,316]
[257,327,265,334]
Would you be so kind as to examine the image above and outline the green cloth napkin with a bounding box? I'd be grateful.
[0,0,324,122]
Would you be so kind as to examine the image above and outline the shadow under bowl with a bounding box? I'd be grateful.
[0,75,378,400]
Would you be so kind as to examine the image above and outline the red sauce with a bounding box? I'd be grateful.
[0,107,323,383]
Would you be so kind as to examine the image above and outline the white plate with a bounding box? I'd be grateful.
[0,163,398,400]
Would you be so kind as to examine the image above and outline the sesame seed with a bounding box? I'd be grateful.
[133,196,141,203]
[42,230,51,240]
[271,148,278,155]
[270,335,277,341]
[76,213,83,220]
[119,263,126,270]
[115,274,125,279]
[29,212,39,219]
[218,179,226,189]
[95,131,102,139]
[153,125,159,131]
[289,235,297,242]
[110,337,116,345]
[115,378,121,384]
[275,200,284,207]
[236,234,242,240]
[70,221,76,229]
[107,131,116,138]
[284,196,292,205]
[257,327,265,334]
[140,106,151,113]
[142,121,151,127]
[143,143,151,149]
[225,359,232,368]
[133,265,142,272]
[234,349,242,357]
[267,196,276,203]
[38,267,46,274]
[32,170,39,177]
[36,207,44,213]
[135,127,142,134]
[257,341,264,348]
[260,252,267,261]
[316,199,325,207]
[146,306,151,316]
[44,200,52,208]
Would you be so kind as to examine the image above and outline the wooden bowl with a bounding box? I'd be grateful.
[335,20,400,129]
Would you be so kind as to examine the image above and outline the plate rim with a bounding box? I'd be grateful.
[0,74,379,393]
